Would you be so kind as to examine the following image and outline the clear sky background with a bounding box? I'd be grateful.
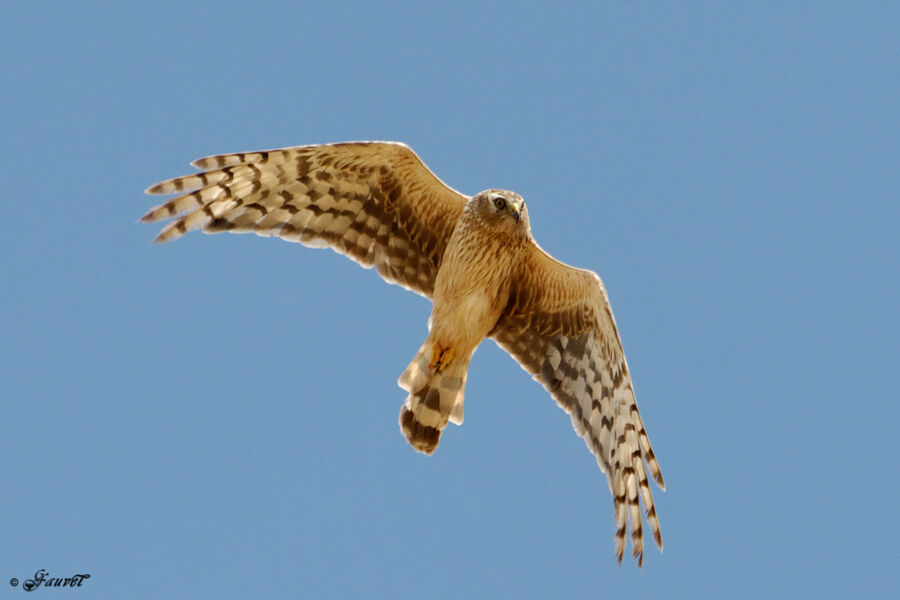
[2,2,898,598]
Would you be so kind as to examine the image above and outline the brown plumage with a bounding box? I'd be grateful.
[143,141,665,565]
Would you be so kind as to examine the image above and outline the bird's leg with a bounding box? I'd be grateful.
[428,342,455,373]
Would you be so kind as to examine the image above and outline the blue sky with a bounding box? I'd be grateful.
[2,1,898,598]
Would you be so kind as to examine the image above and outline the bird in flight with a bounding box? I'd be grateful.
[143,141,665,565]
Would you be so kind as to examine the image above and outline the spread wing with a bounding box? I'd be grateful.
[489,241,665,566]
[143,141,468,298]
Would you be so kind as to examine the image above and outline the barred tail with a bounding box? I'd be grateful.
[397,341,469,454]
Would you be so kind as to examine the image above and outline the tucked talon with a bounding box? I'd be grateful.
[429,344,455,373]
[428,346,440,371]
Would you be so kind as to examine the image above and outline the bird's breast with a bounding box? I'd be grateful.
[430,233,514,349]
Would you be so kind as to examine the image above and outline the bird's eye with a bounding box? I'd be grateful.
[493,197,507,211]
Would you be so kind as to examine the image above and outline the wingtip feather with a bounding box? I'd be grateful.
[140,208,160,223]
[152,230,173,244]
[145,182,166,195]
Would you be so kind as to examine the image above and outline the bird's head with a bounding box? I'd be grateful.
[468,189,531,237]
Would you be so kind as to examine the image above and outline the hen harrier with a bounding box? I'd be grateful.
[143,141,665,565]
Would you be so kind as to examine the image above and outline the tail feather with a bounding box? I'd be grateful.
[398,341,469,454]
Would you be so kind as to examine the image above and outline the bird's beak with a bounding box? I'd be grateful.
[511,201,521,223]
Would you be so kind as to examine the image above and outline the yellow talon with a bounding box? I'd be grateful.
[429,344,455,373]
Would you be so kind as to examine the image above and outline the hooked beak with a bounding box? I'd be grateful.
[511,201,521,223]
